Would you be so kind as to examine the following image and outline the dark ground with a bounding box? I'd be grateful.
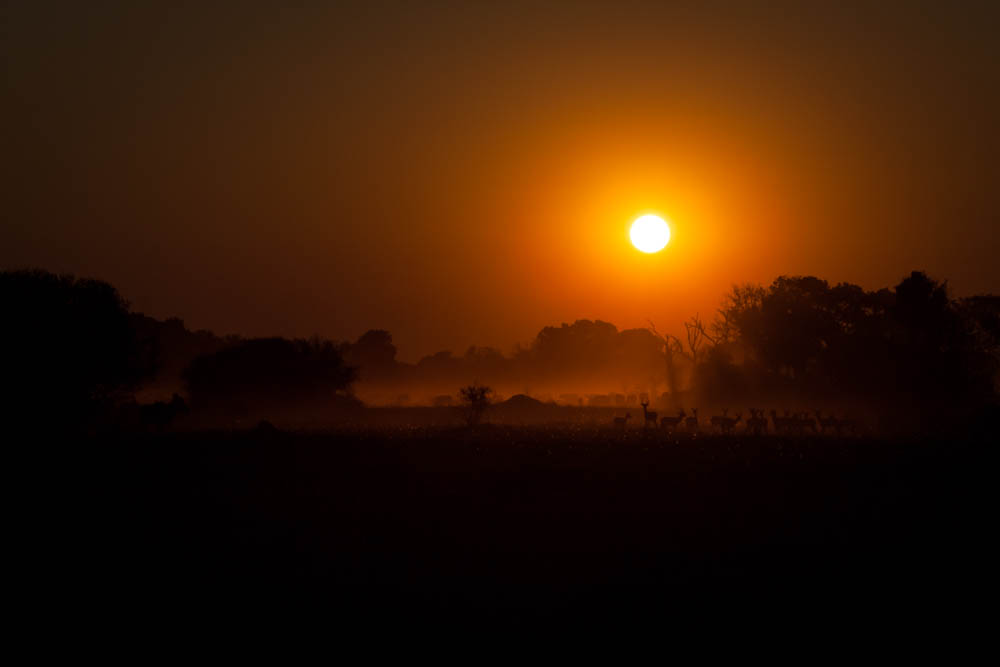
[55,423,996,628]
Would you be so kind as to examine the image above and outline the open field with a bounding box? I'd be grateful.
[68,422,995,623]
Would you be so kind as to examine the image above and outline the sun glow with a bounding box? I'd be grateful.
[629,214,671,253]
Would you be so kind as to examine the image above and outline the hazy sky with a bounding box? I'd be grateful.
[3,1,998,360]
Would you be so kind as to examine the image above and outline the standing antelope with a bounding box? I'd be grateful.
[720,411,742,434]
[746,408,768,435]
[613,413,631,430]
[711,408,742,434]
[685,408,699,432]
[659,408,686,430]
[815,410,837,434]
[835,415,858,436]
[770,409,794,434]
[794,412,817,434]
[640,399,658,428]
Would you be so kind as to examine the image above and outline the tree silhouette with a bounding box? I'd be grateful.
[343,329,397,381]
[184,337,357,417]
[458,383,493,426]
[711,283,766,344]
[647,321,688,407]
[0,269,153,430]
[692,271,998,425]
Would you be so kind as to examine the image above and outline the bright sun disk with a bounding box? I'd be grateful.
[629,214,671,253]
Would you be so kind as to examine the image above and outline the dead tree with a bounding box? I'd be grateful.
[648,321,687,410]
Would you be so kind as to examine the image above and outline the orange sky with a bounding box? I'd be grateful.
[3,1,998,360]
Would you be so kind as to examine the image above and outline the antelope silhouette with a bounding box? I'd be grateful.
[711,408,741,434]
[746,408,768,435]
[639,400,657,428]
[659,408,685,430]
[719,411,742,434]
[685,408,699,431]
[834,415,858,436]
[815,409,838,434]
[770,409,794,434]
[794,412,817,434]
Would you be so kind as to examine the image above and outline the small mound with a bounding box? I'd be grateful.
[253,419,280,435]
[502,394,546,409]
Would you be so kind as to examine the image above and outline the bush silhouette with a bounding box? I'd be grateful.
[343,329,398,381]
[458,383,493,426]
[0,269,152,430]
[184,337,357,417]
[698,271,998,424]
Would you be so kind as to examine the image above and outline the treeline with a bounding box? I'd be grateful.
[2,268,997,432]
[336,272,1000,425]
[121,312,671,406]
[691,273,999,428]
[0,269,359,431]
[342,322,666,404]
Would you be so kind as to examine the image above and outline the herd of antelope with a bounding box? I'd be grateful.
[612,402,858,435]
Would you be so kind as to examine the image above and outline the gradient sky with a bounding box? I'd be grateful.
[3,1,998,360]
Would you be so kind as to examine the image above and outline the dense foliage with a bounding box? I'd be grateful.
[699,271,999,425]
[0,269,152,429]
[458,383,493,426]
[183,337,357,415]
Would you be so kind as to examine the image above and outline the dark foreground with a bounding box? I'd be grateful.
[63,425,996,626]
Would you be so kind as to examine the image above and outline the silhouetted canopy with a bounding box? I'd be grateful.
[0,269,152,429]
[184,337,357,415]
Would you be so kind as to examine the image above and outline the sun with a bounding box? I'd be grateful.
[629,214,671,253]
